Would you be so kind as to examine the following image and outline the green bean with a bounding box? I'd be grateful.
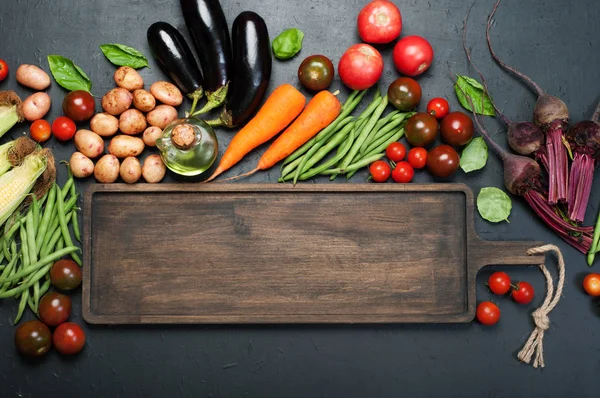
[0,265,4,271]
[26,210,37,264]
[56,189,81,266]
[39,278,51,297]
[61,178,74,200]
[31,195,40,230]
[27,291,36,314]
[41,212,72,259]
[300,128,356,181]
[56,236,65,251]
[0,263,53,299]
[587,209,600,265]
[321,153,386,175]
[0,255,19,294]
[14,290,29,324]
[71,209,81,243]
[36,184,57,251]
[359,110,401,155]
[41,194,77,251]
[362,127,405,163]
[362,112,412,155]
[0,246,79,285]
[20,224,29,268]
[279,156,304,181]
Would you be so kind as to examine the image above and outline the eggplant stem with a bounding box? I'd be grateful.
[190,83,229,117]
[205,118,224,127]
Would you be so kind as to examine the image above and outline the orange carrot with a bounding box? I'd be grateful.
[204,84,306,182]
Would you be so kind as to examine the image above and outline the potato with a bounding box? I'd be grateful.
[74,129,105,159]
[16,64,51,90]
[120,157,142,184]
[146,105,178,129]
[150,81,183,106]
[22,92,51,121]
[142,154,166,183]
[132,89,156,112]
[101,88,133,116]
[108,135,145,158]
[119,109,147,135]
[94,154,120,183]
[142,126,163,147]
[69,152,95,178]
[114,66,144,91]
[90,113,119,137]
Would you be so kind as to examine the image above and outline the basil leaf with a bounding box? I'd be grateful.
[477,187,512,223]
[47,55,92,92]
[100,44,149,69]
[272,28,304,60]
[454,75,495,116]
[460,137,488,173]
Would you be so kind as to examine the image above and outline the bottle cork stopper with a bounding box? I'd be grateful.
[171,124,195,150]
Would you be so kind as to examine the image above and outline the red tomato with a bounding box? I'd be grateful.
[407,147,427,169]
[53,322,85,355]
[0,59,8,82]
[385,142,406,162]
[427,97,449,120]
[476,302,500,326]
[338,44,384,90]
[511,281,534,304]
[50,259,82,291]
[357,0,402,44]
[38,292,71,327]
[427,145,460,178]
[14,320,51,357]
[440,112,474,146]
[29,120,52,143]
[392,35,434,77]
[583,273,600,297]
[51,116,76,141]
[62,90,95,122]
[488,272,511,295]
[391,161,414,183]
[369,160,391,183]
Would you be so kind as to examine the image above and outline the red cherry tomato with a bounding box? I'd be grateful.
[476,302,500,326]
[440,111,474,146]
[62,90,95,122]
[338,44,384,90]
[357,0,402,44]
[51,116,76,141]
[50,259,82,291]
[53,322,85,355]
[38,292,71,327]
[511,281,534,304]
[407,147,427,169]
[14,320,51,357]
[583,273,600,297]
[369,160,391,183]
[426,145,460,178]
[391,161,414,183]
[0,59,8,82]
[427,97,449,120]
[29,120,52,143]
[488,272,511,295]
[392,35,434,77]
[385,142,406,162]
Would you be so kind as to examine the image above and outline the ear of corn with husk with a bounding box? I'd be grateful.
[0,137,38,177]
[0,91,24,140]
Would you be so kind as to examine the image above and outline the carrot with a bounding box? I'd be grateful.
[204,84,306,182]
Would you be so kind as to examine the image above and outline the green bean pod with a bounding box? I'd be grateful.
[0,246,79,286]
[14,290,29,324]
[300,128,356,181]
[321,153,386,175]
[36,184,57,251]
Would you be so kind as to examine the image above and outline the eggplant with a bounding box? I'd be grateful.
[147,22,204,102]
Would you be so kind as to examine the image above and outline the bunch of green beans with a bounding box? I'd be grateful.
[0,172,81,324]
[279,89,415,183]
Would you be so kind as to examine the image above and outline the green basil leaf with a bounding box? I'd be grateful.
[454,75,495,116]
[460,137,488,173]
[47,55,92,92]
[272,28,304,60]
[477,187,512,223]
[100,43,149,69]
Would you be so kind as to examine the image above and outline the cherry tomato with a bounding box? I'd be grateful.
[51,116,76,141]
[405,113,439,147]
[583,273,600,297]
[427,145,460,178]
[369,160,391,183]
[29,119,52,143]
[50,259,82,291]
[386,142,406,162]
[298,55,334,92]
[440,112,474,146]
[38,292,71,327]
[488,272,511,295]
[53,322,85,355]
[14,320,51,357]
[392,35,434,77]
[357,0,402,44]
[407,147,427,169]
[427,97,449,120]
[476,302,500,326]
[0,59,8,82]
[62,90,95,122]
[391,161,414,183]
[338,44,384,90]
[511,281,534,304]
[388,77,422,111]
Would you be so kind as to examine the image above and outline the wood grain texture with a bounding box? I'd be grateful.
[82,183,544,324]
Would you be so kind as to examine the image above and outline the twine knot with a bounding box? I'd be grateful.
[532,310,550,331]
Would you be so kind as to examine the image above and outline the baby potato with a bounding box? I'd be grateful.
[142,154,167,183]
[90,113,119,137]
[120,157,142,184]
[114,66,144,91]
[119,109,147,135]
[150,81,183,106]
[108,135,145,158]
[94,154,120,183]
[69,152,95,178]
[146,105,178,129]
[74,129,105,159]
[22,92,51,121]
[16,64,51,90]
[132,89,156,112]
[101,88,133,116]
[142,126,163,147]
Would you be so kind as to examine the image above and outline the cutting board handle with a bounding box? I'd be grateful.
[473,239,546,271]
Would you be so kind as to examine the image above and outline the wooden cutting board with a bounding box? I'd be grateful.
[82,183,543,324]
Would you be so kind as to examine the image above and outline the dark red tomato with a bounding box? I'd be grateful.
[427,97,449,120]
[357,0,402,44]
[30,119,52,143]
[427,145,460,178]
[51,116,76,141]
[0,59,8,82]
[405,112,439,147]
[338,44,384,90]
[583,273,600,297]
[388,77,422,111]
[38,292,71,327]
[391,161,414,183]
[511,281,534,304]
[488,272,511,295]
[385,142,406,162]
[50,259,82,291]
[476,302,500,326]
[298,55,334,91]
[440,111,474,146]
[392,35,434,77]
[407,147,427,169]
[62,90,95,122]
[369,160,391,183]
[53,322,85,355]
[15,320,51,357]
